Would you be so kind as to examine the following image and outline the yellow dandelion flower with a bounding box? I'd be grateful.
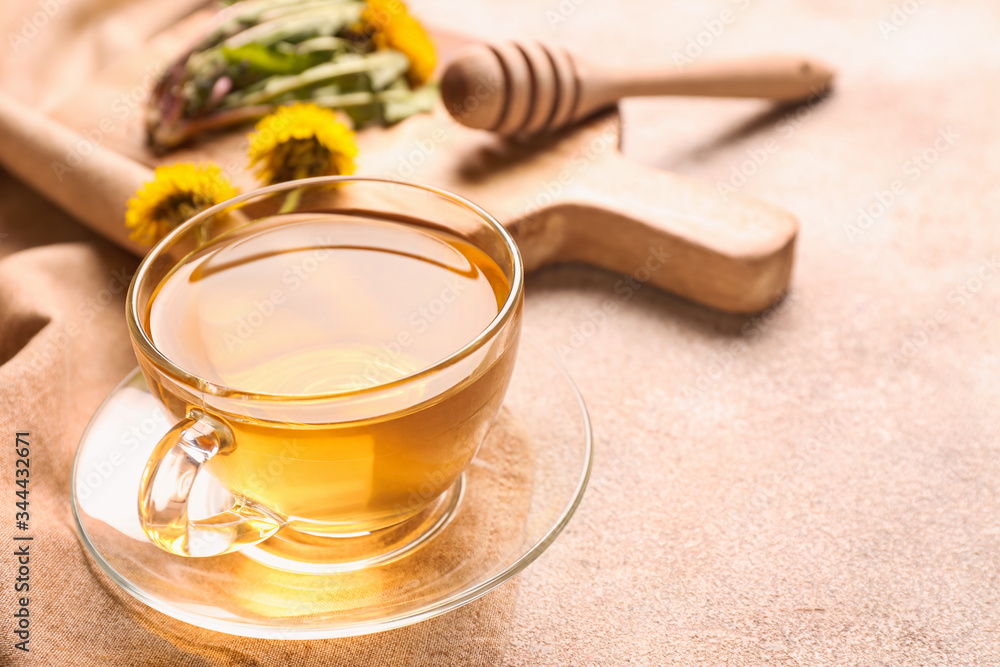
[248,103,358,185]
[125,163,238,246]
[362,0,436,87]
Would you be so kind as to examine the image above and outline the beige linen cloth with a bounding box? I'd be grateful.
[0,1,520,665]
[5,0,1000,665]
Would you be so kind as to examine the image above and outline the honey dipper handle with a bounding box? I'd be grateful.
[523,151,799,314]
[574,55,835,119]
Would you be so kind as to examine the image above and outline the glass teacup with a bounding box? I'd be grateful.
[127,178,523,568]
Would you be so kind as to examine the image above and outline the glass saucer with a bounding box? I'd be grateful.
[71,339,592,639]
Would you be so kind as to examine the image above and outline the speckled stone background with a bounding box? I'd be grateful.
[2,0,999,665]
[418,0,1000,664]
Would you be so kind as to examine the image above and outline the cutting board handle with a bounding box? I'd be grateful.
[508,152,798,314]
[0,90,149,255]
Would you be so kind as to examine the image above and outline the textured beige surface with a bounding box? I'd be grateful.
[2,0,1000,665]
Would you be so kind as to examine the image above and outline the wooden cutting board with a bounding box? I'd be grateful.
[51,11,797,314]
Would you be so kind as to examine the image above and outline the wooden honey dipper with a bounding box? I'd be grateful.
[441,41,835,135]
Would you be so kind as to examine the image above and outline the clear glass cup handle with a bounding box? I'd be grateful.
[138,409,283,557]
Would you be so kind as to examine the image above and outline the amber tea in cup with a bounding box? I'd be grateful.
[128,178,523,568]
